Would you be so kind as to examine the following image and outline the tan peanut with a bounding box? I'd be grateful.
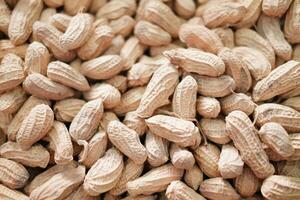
[123,111,147,136]
[233,46,272,80]
[84,148,124,196]
[0,86,26,114]
[213,28,235,49]
[218,144,244,179]
[78,130,107,168]
[96,0,134,20]
[0,0,11,35]
[262,0,292,16]
[281,85,300,99]
[8,0,43,45]
[64,0,92,15]
[69,99,103,143]
[284,0,300,44]
[107,120,147,164]
[194,143,220,178]
[277,160,300,177]
[0,183,30,200]
[254,103,300,132]
[0,112,12,135]
[136,64,179,118]
[166,181,206,200]
[39,8,57,24]
[225,110,275,179]
[200,177,241,200]
[24,41,49,75]
[257,14,292,61]
[259,122,294,158]
[109,15,135,37]
[191,74,236,97]
[0,158,29,189]
[78,25,114,60]
[105,75,127,93]
[47,61,90,91]
[65,185,98,200]
[23,73,75,100]
[200,118,231,144]
[235,167,260,197]
[145,130,169,167]
[235,28,275,67]
[217,47,252,93]
[179,23,223,54]
[172,75,197,119]
[164,48,225,77]
[293,44,300,62]
[104,35,125,55]
[146,115,200,148]
[196,96,220,118]
[252,60,300,102]
[99,112,119,130]
[184,164,203,190]
[261,175,300,200]
[282,96,300,111]
[109,159,144,196]
[30,165,86,200]
[0,53,25,93]
[16,104,54,150]
[220,93,256,115]
[234,0,262,28]
[48,121,73,165]
[170,143,195,170]
[83,83,121,109]
[80,55,124,80]
[50,13,71,32]
[33,21,76,62]
[127,163,184,196]
[0,40,28,59]
[54,98,86,123]
[150,42,182,57]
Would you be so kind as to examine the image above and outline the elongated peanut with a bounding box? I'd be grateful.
[30,165,86,200]
[233,46,271,80]
[8,0,43,45]
[218,144,244,179]
[47,61,90,91]
[170,143,195,170]
[0,0,10,35]
[107,121,147,164]
[184,164,203,190]
[105,75,127,93]
[0,184,30,200]
[99,112,119,130]
[175,0,196,19]
[127,163,184,196]
[110,15,135,38]
[179,24,223,54]
[78,25,114,60]
[146,115,200,148]
[259,122,294,158]
[200,118,231,144]
[23,73,75,100]
[234,0,262,28]
[200,177,241,200]
[0,86,26,114]
[83,83,121,109]
[225,110,274,179]
[48,121,73,165]
[109,159,144,196]
[235,167,260,197]
[254,103,300,132]
[235,28,275,67]
[96,0,133,20]
[191,74,236,97]
[0,53,25,93]
[79,130,107,168]
[24,41,49,75]
[220,93,256,115]
[217,47,252,93]
[60,13,94,50]
[145,131,169,167]
[54,98,86,123]
[253,60,300,102]
[196,96,220,118]
[64,0,92,15]
[136,64,179,118]
[172,75,197,119]
[0,40,28,59]
[213,28,235,49]
[0,158,29,189]
[84,148,123,196]
[284,0,300,44]
[164,48,225,77]
[69,99,103,143]
[33,21,76,62]
[166,180,206,200]
[194,143,221,178]
[281,85,300,99]
[262,0,292,16]
[261,175,300,200]
[202,2,246,28]
[0,112,12,134]
[80,55,124,80]
[16,104,53,150]
[257,14,292,61]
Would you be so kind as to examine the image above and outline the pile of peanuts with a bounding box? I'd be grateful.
[1,0,300,199]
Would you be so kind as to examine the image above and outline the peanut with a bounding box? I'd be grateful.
[196,96,221,118]
[183,165,203,190]
[170,143,195,170]
[54,98,86,123]
[0,0,11,35]
[235,167,260,197]
[200,118,231,144]
[166,181,206,200]
[0,86,27,114]
[220,93,256,116]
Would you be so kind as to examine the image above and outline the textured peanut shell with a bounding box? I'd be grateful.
[184,164,203,191]
[235,167,259,197]
[0,183,30,200]
[196,96,220,118]
[123,111,147,136]
[166,181,206,200]
[0,86,27,114]
[54,98,86,123]
[170,143,195,170]
[220,93,256,116]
